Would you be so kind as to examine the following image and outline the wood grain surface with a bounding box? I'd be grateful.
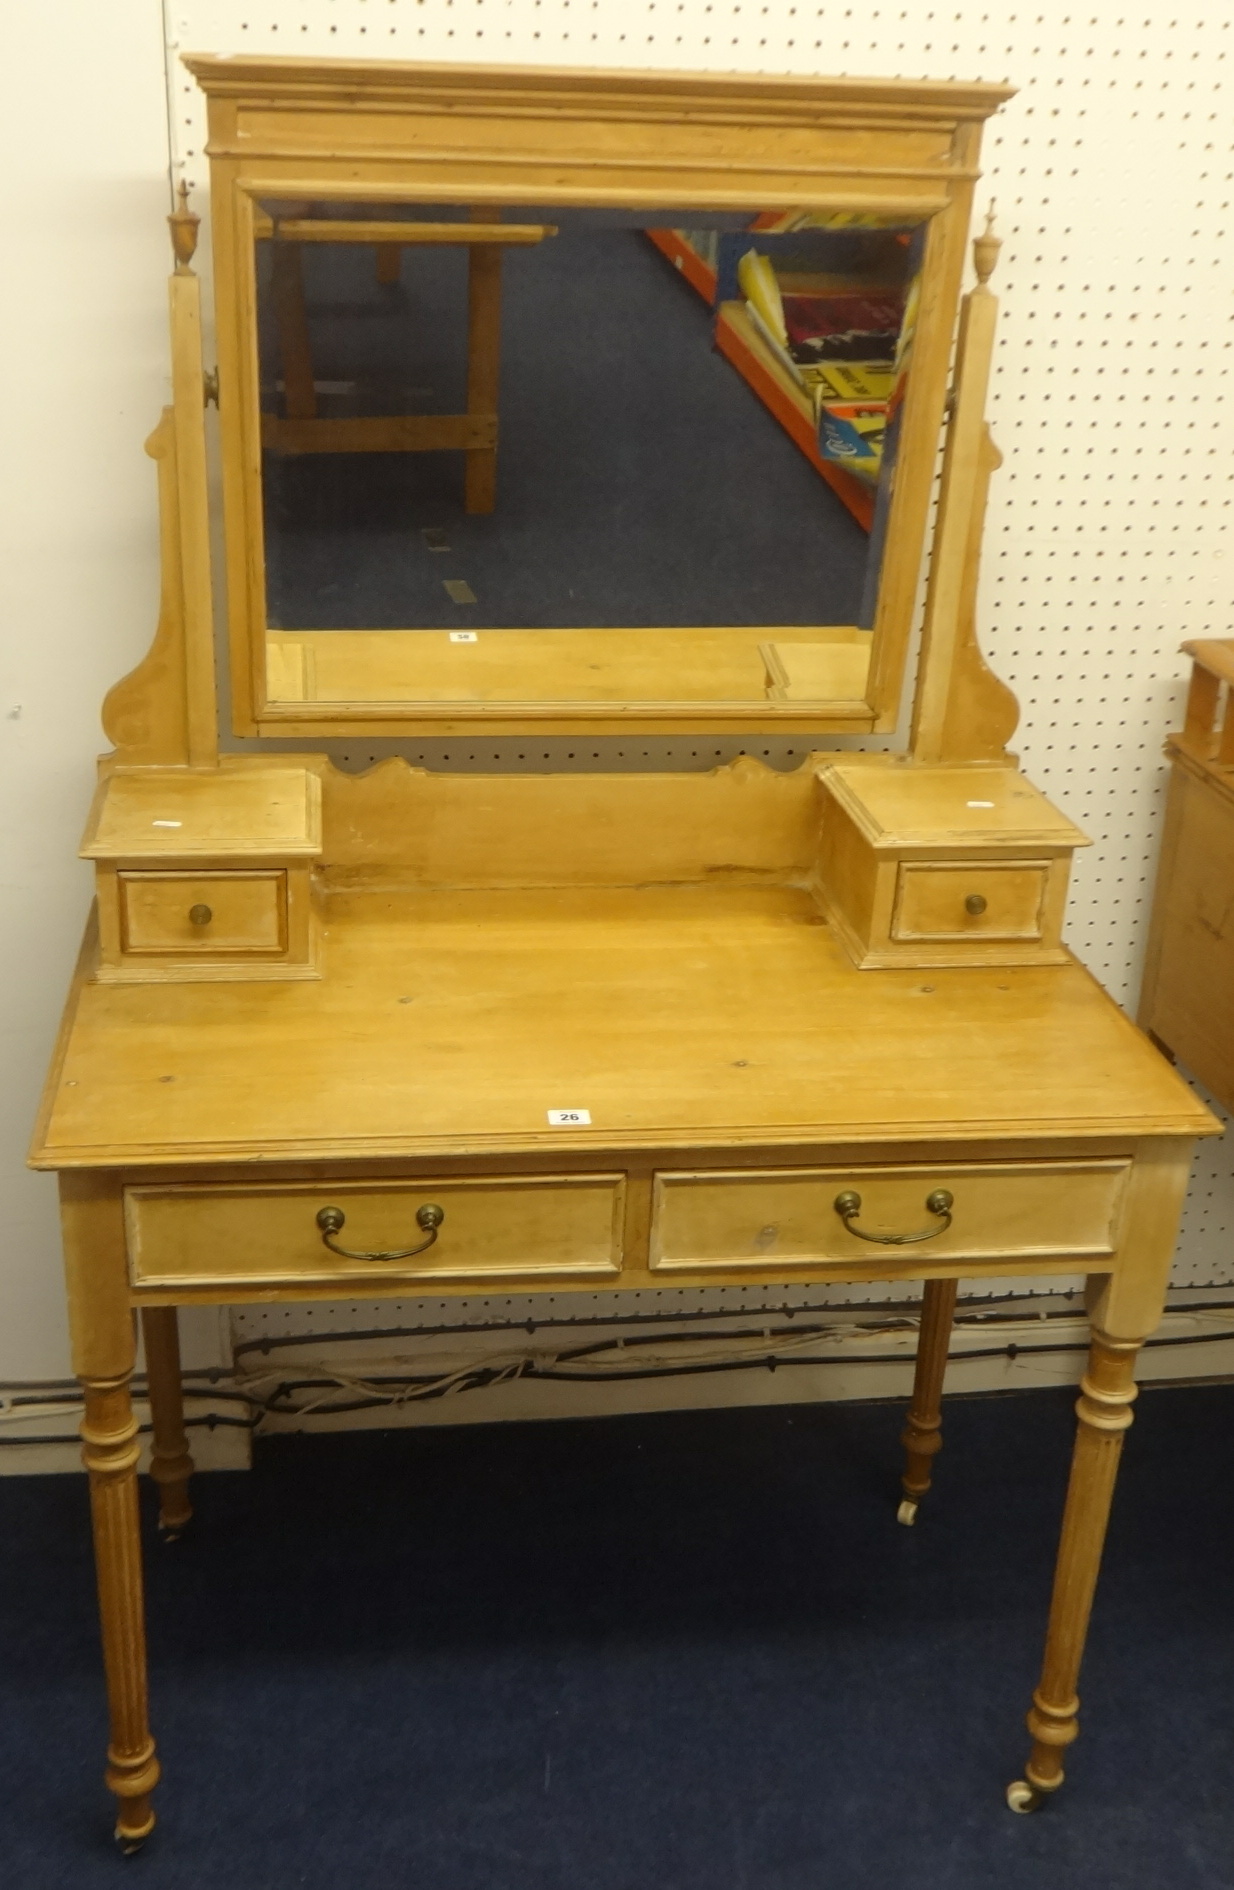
[33,880,1213,1169]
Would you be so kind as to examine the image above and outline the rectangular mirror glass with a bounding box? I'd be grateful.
[251,203,926,714]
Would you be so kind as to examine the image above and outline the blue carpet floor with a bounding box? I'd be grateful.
[3,1383,1234,1888]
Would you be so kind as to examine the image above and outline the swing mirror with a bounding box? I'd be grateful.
[191,57,1007,736]
[254,202,923,722]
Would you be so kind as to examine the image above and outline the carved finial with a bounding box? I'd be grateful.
[972,202,1001,288]
[169,180,199,273]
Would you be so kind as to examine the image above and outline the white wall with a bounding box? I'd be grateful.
[0,3,172,1377]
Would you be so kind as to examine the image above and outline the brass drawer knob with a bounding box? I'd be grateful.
[834,1188,954,1246]
[188,903,213,926]
[315,1202,445,1263]
[965,893,988,916]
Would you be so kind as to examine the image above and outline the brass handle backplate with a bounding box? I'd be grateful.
[189,903,213,926]
[316,1202,445,1263]
[834,1188,954,1246]
[965,893,988,916]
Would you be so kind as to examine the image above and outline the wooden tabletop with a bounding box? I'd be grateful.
[32,883,1216,1169]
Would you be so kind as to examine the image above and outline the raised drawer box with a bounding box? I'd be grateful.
[125,1174,626,1291]
[650,1160,1130,1273]
[82,763,322,981]
[815,761,1088,969]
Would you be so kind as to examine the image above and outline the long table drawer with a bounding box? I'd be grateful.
[126,1175,625,1289]
[650,1161,1130,1272]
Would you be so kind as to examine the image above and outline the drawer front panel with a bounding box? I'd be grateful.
[119,870,287,955]
[651,1161,1129,1272]
[126,1175,625,1288]
[892,862,1047,942]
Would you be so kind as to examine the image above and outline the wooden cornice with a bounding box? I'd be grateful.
[182,54,1013,134]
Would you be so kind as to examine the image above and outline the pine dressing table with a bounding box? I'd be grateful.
[30,56,1218,1852]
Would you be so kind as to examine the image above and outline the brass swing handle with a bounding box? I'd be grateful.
[315,1203,445,1262]
[833,1188,954,1246]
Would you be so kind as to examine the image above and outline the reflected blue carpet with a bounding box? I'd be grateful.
[260,227,871,631]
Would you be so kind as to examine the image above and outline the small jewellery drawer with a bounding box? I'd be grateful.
[125,1175,625,1290]
[891,862,1048,943]
[118,870,286,955]
[814,764,1085,968]
[650,1161,1130,1273]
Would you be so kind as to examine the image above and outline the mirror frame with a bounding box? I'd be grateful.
[185,55,1011,739]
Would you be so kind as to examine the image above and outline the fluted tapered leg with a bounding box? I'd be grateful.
[1006,1330,1141,1811]
[81,1373,160,1850]
[60,1174,162,1848]
[897,1277,958,1525]
[141,1307,194,1538]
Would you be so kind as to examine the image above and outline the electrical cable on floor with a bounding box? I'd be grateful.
[4,1309,1234,1441]
[202,1310,1234,1422]
[228,1295,1073,1362]
[229,1291,1234,1363]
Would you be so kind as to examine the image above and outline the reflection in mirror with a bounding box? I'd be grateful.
[253,205,926,708]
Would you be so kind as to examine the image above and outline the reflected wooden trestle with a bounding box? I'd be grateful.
[262,206,558,515]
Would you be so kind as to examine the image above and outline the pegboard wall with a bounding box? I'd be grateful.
[162,1,1234,1310]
